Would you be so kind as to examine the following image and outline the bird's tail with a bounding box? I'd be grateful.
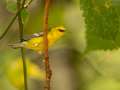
[8,43,24,49]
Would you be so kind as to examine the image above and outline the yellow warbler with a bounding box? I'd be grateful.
[9,26,66,53]
[5,58,45,89]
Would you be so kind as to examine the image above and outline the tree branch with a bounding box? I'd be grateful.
[43,0,52,90]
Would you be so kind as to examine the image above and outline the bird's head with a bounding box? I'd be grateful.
[51,26,66,35]
[49,26,66,39]
[55,26,66,32]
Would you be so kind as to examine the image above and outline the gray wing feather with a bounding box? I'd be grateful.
[23,32,44,41]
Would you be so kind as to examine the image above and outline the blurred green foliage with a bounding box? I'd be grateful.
[6,0,17,13]
[80,0,120,51]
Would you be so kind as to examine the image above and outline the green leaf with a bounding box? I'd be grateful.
[80,0,120,51]
[21,9,29,25]
[6,0,17,13]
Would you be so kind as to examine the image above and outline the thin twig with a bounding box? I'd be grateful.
[22,0,26,7]
[17,0,28,90]
[0,11,19,40]
[0,0,33,40]
[43,0,52,90]
[24,0,33,8]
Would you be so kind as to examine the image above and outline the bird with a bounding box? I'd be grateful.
[9,26,66,53]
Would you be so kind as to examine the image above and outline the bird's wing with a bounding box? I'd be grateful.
[23,32,44,41]
[23,27,52,41]
[31,32,44,38]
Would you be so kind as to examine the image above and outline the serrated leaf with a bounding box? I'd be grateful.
[21,9,29,24]
[6,0,17,13]
[80,0,120,51]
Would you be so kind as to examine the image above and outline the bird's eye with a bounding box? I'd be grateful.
[58,29,65,32]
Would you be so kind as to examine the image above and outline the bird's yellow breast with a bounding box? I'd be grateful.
[24,37,43,51]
